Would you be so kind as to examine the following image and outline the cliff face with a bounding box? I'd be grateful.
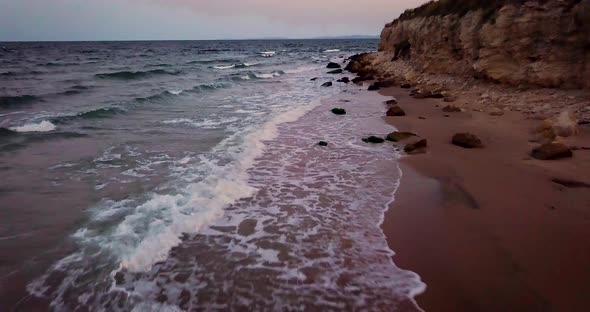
[376,0,590,89]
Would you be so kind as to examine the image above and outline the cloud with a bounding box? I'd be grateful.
[142,0,427,27]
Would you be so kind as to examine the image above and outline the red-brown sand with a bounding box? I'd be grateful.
[379,87,590,311]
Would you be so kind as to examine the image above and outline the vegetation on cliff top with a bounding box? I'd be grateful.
[395,0,582,22]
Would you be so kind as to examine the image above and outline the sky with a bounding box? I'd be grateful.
[0,0,427,41]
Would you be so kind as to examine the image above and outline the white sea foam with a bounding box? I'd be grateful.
[284,66,320,74]
[240,75,251,80]
[323,49,341,53]
[259,51,276,57]
[10,120,56,132]
[167,90,183,95]
[255,72,281,79]
[213,65,235,70]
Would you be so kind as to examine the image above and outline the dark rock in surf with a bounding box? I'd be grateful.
[310,77,318,81]
[387,131,417,142]
[318,141,328,146]
[352,76,374,84]
[327,62,341,69]
[362,136,385,144]
[321,81,333,87]
[337,77,350,83]
[368,83,380,91]
[327,69,343,74]
[331,108,346,115]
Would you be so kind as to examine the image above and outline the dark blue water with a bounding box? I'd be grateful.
[0,40,424,311]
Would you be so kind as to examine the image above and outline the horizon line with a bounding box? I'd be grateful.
[0,36,380,43]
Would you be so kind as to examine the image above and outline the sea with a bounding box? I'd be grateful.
[0,40,424,311]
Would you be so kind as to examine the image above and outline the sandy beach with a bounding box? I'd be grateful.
[379,86,590,311]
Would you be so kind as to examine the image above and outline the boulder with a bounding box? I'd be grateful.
[321,81,333,87]
[531,143,573,160]
[385,99,398,105]
[363,136,385,144]
[318,141,328,146]
[452,133,483,148]
[386,131,416,142]
[400,83,412,89]
[404,139,427,153]
[327,69,343,74]
[386,105,406,116]
[337,77,350,83]
[326,62,341,69]
[443,105,462,113]
[331,108,346,115]
[352,76,374,84]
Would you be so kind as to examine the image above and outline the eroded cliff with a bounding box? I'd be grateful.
[369,0,590,89]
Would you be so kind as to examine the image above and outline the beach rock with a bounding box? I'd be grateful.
[443,105,462,113]
[413,90,444,99]
[362,136,385,144]
[238,219,258,236]
[553,111,578,137]
[551,178,590,188]
[331,108,346,115]
[310,77,318,81]
[326,62,341,69]
[386,105,406,116]
[400,83,412,89]
[386,131,416,142]
[327,69,343,74]
[444,95,457,102]
[337,77,350,83]
[419,116,426,120]
[385,99,398,105]
[531,143,573,160]
[321,81,332,87]
[368,83,380,91]
[533,120,557,144]
[404,139,427,153]
[489,108,505,116]
[452,133,483,148]
[318,141,328,146]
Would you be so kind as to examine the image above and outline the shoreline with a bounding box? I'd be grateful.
[378,86,590,311]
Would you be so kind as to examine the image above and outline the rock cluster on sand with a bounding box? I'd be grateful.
[452,133,483,148]
[387,131,416,142]
[326,62,341,69]
[386,105,406,116]
[363,136,385,144]
[531,143,573,160]
[331,108,346,115]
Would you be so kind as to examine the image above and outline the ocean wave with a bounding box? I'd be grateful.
[9,121,57,133]
[0,127,17,136]
[186,58,240,65]
[162,116,240,129]
[95,69,180,80]
[0,95,40,108]
[51,107,127,124]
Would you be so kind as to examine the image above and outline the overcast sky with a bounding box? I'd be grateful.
[0,0,427,41]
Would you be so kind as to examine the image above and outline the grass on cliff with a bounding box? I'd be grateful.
[397,0,582,21]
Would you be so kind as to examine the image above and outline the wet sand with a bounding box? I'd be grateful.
[379,87,590,311]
